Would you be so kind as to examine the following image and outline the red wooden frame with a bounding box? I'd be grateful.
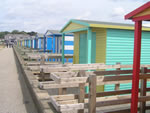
[133,15,150,21]
[131,21,142,113]
[125,2,150,113]
[125,2,150,19]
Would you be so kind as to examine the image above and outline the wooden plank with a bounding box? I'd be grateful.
[28,64,150,72]
[50,73,61,83]
[88,75,96,113]
[50,96,60,111]
[40,68,45,81]
[58,100,78,104]
[52,94,75,101]
[51,73,150,84]
[27,53,73,59]
[84,95,150,108]
[58,88,67,95]
[52,72,78,78]
[40,55,45,65]
[62,88,67,95]
[25,61,62,66]
[115,63,120,90]
[140,67,147,113]
[78,83,85,113]
[77,70,87,77]
[51,94,150,112]
[60,103,84,112]
[58,88,63,95]
[92,69,133,75]
[40,82,80,89]
[41,74,150,89]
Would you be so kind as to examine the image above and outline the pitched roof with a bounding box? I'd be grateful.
[45,30,73,36]
[75,19,135,27]
[46,30,61,35]
[61,19,150,33]
[36,33,44,38]
[125,2,150,20]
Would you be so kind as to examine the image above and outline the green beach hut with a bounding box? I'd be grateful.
[61,19,150,91]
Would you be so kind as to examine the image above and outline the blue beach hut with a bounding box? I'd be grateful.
[44,30,74,62]
[35,33,44,50]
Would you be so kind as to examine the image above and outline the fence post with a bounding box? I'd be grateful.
[58,88,67,95]
[40,68,45,81]
[88,75,96,113]
[78,83,85,113]
[40,55,45,65]
[115,62,120,90]
[28,56,31,62]
[140,67,147,113]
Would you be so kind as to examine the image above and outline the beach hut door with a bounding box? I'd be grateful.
[79,32,96,64]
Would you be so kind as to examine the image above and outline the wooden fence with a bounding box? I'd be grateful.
[41,66,150,113]
[14,45,150,113]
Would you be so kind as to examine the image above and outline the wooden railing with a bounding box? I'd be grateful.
[46,66,150,113]
[14,45,73,64]
[14,45,150,113]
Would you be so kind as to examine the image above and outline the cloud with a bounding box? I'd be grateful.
[112,7,125,17]
[0,0,149,33]
[76,11,92,19]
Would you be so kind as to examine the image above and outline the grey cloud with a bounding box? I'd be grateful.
[0,0,149,32]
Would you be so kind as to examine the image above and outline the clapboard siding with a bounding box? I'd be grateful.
[92,28,107,63]
[22,40,24,46]
[28,40,31,48]
[105,29,150,91]
[73,33,79,64]
[63,22,86,32]
[64,41,74,45]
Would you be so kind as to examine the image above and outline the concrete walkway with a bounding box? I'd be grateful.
[0,48,38,113]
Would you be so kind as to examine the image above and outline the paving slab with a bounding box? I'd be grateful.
[0,48,38,113]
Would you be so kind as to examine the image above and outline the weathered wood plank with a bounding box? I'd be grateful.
[78,83,85,113]
[140,67,147,113]
[88,75,96,113]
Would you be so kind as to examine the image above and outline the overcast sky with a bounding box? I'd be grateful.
[0,0,149,33]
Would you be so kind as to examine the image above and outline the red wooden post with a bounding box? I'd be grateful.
[131,21,142,113]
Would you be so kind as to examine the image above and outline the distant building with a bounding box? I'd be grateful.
[4,34,30,44]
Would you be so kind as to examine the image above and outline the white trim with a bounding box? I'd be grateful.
[65,36,74,41]
[32,40,34,48]
[38,39,40,48]
[64,45,74,50]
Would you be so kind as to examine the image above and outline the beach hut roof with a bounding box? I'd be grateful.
[61,19,150,33]
[46,30,61,35]
[45,30,73,36]
[125,2,150,20]
[36,33,44,38]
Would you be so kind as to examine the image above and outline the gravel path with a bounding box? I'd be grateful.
[0,48,38,113]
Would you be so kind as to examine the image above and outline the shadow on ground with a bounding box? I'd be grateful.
[13,50,38,113]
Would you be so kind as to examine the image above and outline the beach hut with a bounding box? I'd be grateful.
[22,39,25,47]
[44,30,74,62]
[27,37,31,48]
[61,19,150,91]
[24,37,31,48]
[35,33,44,50]
[25,39,27,47]
[30,36,35,49]
[19,40,21,46]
